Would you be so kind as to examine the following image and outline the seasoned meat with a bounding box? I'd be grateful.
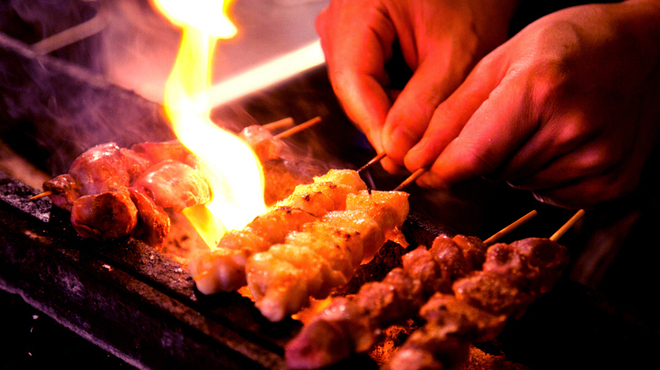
[238,125,286,161]
[133,159,211,212]
[419,293,507,342]
[128,188,170,246]
[42,174,80,211]
[70,188,138,240]
[68,142,151,195]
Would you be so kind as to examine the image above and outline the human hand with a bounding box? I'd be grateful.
[315,0,517,172]
[405,1,660,208]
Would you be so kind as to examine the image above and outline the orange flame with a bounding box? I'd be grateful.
[150,0,267,248]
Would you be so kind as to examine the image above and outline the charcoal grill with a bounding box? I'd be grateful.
[2,1,660,369]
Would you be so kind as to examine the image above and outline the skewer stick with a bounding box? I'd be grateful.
[394,167,428,191]
[32,8,110,55]
[29,191,52,200]
[550,209,585,242]
[274,116,322,139]
[262,117,295,131]
[358,152,387,173]
[483,210,538,246]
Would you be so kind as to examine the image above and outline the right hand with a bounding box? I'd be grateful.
[315,0,517,172]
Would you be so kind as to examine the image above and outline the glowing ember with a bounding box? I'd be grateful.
[150,0,266,248]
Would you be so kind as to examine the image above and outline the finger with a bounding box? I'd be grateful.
[417,70,536,188]
[531,169,640,209]
[381,51,471,165]
[507,137,623,191]
[491,111,599,182]
[404,60,503,171]
[316,2,397,153]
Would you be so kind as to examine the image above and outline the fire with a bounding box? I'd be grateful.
[150,0,267,248]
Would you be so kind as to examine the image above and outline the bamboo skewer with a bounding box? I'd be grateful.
[274,116,322,139]
[550,209,585,242]
[32,8,110,55]
[394,167,428,191]
[357,152,387,173]
[483,210,538,246]
[262,117,295,131]
[29,191,52,200]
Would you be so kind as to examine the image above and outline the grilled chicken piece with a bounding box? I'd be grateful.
[68,142,151,195]
[308,209,384,264]
[190,207,317,294]
[238,125,288,161]
[483,237,570,296]
[419,293,507,343]
[132,159,210,212]
[383,323,471,370]
[42,174,79,211]
[70,188,138,240]
[128,188,170,246]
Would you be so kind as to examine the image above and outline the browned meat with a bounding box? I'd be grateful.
[42,174,80,211]
[482,237,569,296]
[383,323,470,370]
[285,296,376,370]
[128,188,170,246]
[419,293,507,343]
[385,238,570,370]
[68,142,151,195]
[452,271,534,317]
[132,159,211,212]
[70,188,138,240]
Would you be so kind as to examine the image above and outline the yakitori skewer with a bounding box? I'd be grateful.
[274,116,322,139]
[32,7,110,55]
[550,209,585,242]
[29,191,52,200]
[394,167,429,191]
[483,209,538,245]
[358,152,387,173]
[261,117,295,131]
[381,210,580,370]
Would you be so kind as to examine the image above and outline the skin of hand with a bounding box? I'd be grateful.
[315,0,518,172]
[405,0,660,209]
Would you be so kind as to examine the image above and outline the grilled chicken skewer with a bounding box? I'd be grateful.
[35,117,322,244]
[385,211,582,370]
[384,237,570,370]
[40,141,209,243]
[188,169,369,295]
[246,189,409,322]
